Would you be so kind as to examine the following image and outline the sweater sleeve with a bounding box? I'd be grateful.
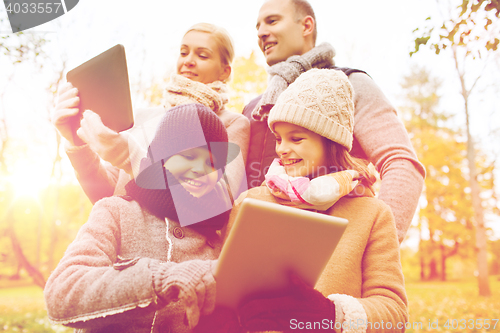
[224,112,250,199]
[65,143,120,203]
[349,72,425,243]
[355,204,408,332]
[44,199,161,329]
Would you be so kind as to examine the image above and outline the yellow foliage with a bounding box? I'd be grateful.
[227,51,267,113]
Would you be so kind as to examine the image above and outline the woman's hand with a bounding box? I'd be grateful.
[51,82,83,146]
[238,273,336,332]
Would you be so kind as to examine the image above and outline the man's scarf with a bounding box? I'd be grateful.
[252,42,336,122]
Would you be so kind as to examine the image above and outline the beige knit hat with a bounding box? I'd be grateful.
[268,68,354,151]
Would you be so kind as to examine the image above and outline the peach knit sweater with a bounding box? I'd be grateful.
[223,185,409,333]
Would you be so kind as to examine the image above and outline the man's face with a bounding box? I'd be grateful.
[256,0,309,66]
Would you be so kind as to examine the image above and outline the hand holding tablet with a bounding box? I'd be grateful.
[215,198,348,309]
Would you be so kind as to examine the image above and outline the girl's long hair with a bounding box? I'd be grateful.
[322,138,377,193]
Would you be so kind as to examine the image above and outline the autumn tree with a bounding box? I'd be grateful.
[0,17,90,286]
[489,239,500,274]
[401,66,476,281]
[411,0,499,296]
[0,17,52,286]
[227,51,267,113]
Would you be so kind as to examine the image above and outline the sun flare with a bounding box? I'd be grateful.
[7,162,50,200]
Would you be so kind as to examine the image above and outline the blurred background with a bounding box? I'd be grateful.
[1,0,499,332]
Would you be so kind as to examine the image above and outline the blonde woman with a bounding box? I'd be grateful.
[52,23,249,203]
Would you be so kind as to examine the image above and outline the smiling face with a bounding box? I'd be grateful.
[177,30,231,84]
[256,0,313,66]
[163,147,219,198]
[273,122,328,178]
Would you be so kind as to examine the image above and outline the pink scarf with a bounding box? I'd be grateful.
[265,159,371,211]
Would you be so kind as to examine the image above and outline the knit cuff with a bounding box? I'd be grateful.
[151,260,217,329]
[65,141,90,154]
[327,294,367,333]
[65,143,102,178]
[151,260,212,304]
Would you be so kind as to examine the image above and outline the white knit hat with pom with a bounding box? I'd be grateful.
[268,68,354,151]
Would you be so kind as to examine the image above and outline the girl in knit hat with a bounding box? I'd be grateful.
[206,69,408,333]
[52,23,249,204]
[45,104,238,333]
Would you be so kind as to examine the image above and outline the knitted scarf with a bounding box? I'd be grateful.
[125,169,231,233]
[252,42,336,122]
[264,159,373,211]
[165,74,229,114]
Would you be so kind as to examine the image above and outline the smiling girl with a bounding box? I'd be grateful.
[217,69,408,333]
[45,103,236,333]
[52,23,249,204]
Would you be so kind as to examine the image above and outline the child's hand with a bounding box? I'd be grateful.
[151,259,217,329]
[51,82,82,145]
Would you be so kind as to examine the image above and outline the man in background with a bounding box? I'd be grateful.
[243,0,426,243]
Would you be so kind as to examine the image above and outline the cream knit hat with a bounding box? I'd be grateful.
[268,68,354,151]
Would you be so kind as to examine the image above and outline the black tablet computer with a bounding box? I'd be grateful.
[66,44,134,134]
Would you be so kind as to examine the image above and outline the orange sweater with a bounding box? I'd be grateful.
[223,185,408,333]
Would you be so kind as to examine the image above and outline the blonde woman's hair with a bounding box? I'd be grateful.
[184,23,235,66]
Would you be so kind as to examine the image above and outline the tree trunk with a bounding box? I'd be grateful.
[419,225,426,281]
[452,46,491,297]
[427,226,439,280]
[440,244,447,281]
[420,255,426,281]
[418,238,425,281]
[8,225,46,288]
[428,257,439,280]
[467,133,491,296]
[3,200,46,288]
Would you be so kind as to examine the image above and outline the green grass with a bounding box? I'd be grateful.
[0,278,499,332]
[405,278,500,333]
[0,286,71,333]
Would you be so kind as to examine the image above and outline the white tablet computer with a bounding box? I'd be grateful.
[66,44,134,135]
[215,198,348,309]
